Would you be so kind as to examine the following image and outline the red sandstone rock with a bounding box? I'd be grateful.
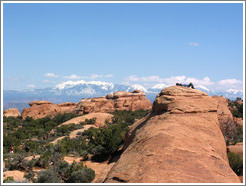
[3,108,21,118]
[76,90,152,115]
[104,86,240,183]
[21,101,77,120]
[57,102,77,113]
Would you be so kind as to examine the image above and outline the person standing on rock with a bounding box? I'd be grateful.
[176,82,195,89]
[9,145,14,153]
[25,145,30,154]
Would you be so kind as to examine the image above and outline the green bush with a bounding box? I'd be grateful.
[65,162,95,183]
[37,169,62,183]
[5,153,27,171]
[67,168,95,183]
[24,170,35,182]
[3,176,14,183]
[85,117,96,124]
[227,152,243,176]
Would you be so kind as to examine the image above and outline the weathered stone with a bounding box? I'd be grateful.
[104,86,240,183]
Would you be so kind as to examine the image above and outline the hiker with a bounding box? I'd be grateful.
[9,145,14,154]
[25,146,30,153]
[176,82,195,89]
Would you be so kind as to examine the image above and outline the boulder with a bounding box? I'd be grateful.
[76,90,152,115]
[22,101,62,120]
[104,86,240,183]
[3,108,21,118]
[21,101,77,120]
[57,102,77,113]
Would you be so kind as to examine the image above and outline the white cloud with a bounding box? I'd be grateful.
[188,42,200,47]
[125,75,243,92]
[105,74,113,78]
[63,74,113,80]
[127,75,161,82]
[27,84,36,89]
[218,79,242,85]
[44,80,56,84]
[63,74,82,79]
[45,73,59,77]
[90,74,102,79]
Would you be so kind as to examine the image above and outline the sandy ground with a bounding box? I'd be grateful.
[50,125,96,144]
[3,170,25,182]
[228,142,243,158]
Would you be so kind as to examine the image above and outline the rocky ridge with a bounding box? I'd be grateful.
[104,86,240,183]
[76,90,152,115]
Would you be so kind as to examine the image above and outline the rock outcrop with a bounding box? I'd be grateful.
[3,108,21,118]
[76,90,152,115]
[21,101,77,120]
[104,86,240,183]
[213,96,237,144]
[57,102,77,114]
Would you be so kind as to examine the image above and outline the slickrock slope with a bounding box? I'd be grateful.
[76,90,152,115]
[3,108,21,118]
[21,101,77,120]
[104,86,240,183]
[213,96,237,144]
[60,113,113,128]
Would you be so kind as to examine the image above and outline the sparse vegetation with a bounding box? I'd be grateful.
[3,110,150,183]
[228,97,243,119]
[3,176,14,183]
[227,152,243,176]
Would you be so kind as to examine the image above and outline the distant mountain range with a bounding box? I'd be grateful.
[3,80,243,112]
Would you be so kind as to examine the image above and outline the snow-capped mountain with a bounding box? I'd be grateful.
[3,80,243,112]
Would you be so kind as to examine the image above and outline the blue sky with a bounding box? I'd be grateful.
[3,2,244,92]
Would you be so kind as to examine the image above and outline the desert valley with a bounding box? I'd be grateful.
[2,85,243,183]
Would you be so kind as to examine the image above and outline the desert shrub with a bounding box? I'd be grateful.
[67,168,95,183]
[228,99,243,119]
[38,145,63,168]
[27,158,39,169]
[24,170,35,182]
[56,161,70,180]
[24,116,33,122]
[228,152,243,176]
[65,162,95,183]
[37,169,62,183]
[56,125,71,136]
[5,153,27,171]
[112,109,150,126]
[231,125,243,145]
[83,124,124,161]
[3,176,14,183]
[24,140,44,154]
[85,117,96,124]
[52,113,78,124]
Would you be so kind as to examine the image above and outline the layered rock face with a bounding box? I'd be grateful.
[21,101,77,120]
[3,108,21,118]
[76,90,152,115]
[104,86,240,183]
[213,96,237,144]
